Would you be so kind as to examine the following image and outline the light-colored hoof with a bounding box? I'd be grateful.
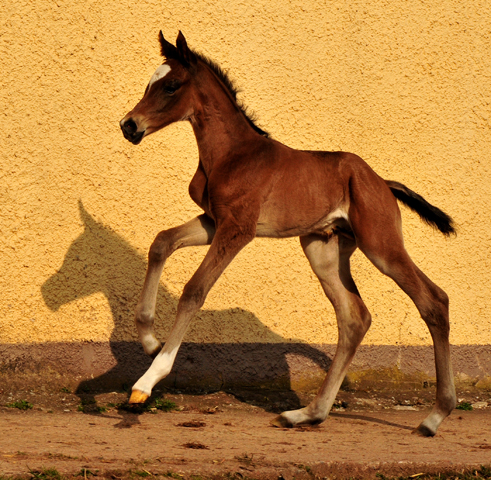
[129,389,149,404]
[271,415,293,428]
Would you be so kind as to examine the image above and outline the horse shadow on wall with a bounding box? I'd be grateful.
[41,201,332,411]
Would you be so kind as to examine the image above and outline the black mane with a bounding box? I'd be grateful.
[193,50,269,138]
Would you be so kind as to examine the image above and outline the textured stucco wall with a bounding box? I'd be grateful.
[1,0,490,385]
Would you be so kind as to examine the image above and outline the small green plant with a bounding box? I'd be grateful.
[29,467,65,480]
[479,466,491,478]
[60,387,71,393]
[154,398,178,412]
[456,401,473,411]
[132,471,152,477]
[6,400,33,410]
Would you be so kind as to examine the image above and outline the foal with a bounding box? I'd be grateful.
[120,31,456,436]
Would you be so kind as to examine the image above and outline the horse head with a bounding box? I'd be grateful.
[120,32,199,144]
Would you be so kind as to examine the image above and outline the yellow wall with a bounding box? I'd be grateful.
[1,0,490,353]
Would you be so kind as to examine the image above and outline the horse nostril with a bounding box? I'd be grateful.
[124,118,138,134]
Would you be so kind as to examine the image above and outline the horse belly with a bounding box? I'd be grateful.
[256,201,349,238]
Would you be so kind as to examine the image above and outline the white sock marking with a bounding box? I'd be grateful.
[133,345,179,395]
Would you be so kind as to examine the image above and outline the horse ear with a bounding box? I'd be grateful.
[159,31,179,60]
[78,199,98,231]
[176,31,197,67]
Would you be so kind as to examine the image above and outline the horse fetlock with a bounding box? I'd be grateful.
[140,334,162,357]
[414,406,450,437]
[441,389,457,409]
[133,346,179,394]
[273,406,327,428]
[131,376,155,401]
[135,312,161,356]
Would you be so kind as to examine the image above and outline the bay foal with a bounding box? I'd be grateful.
[120,32,456,436]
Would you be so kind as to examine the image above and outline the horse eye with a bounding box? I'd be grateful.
[164,85,179,95]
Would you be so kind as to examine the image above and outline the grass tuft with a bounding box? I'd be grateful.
[456,401,474,411]
[29,467,65,480]
[6,400,33,410]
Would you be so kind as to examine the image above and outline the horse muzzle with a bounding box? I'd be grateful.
[120,117,145,145]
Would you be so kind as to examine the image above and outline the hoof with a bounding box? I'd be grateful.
[149,346,162,359]
[271,415,293,428]
[129,389,149,404]
[412,423,436,437]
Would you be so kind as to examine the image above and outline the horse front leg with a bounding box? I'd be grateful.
[135,215,215,358]
[130,217,256,403]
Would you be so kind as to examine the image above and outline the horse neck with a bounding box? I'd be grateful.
[190,63,261,173]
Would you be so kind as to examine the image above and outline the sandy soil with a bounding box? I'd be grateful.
[0,389,490,479]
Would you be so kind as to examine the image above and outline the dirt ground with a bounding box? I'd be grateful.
[1,385,491,479]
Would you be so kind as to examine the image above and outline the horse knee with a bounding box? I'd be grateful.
[148,230,176,263]
[135,305,154,327]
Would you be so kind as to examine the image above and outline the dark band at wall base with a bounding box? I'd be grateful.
[0,342,490,393]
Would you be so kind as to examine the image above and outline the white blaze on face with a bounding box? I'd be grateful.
[148,64,171,88]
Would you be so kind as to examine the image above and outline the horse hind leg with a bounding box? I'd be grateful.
[355,223,456,436]
[134,214,215,359]
[412,276,456,436]
[380,255,455,436]
[273,233,371,427]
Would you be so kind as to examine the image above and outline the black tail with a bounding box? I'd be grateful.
[386,180,456,236]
